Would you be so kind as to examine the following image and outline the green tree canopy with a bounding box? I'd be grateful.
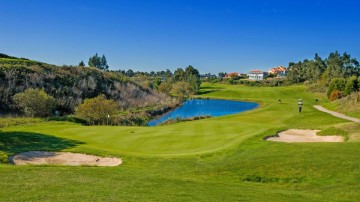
[171,81,195,98]
[75,95,118,125]
[13,88,55,117]
[158,81,172,94]
[327,78,346,98]
[344,76,359,95]
[79,61,85,67]
[88,53,109,70]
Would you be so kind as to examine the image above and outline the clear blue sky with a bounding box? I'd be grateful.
[1,0,360,74]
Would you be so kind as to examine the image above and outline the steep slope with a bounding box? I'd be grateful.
[0,54,171,113]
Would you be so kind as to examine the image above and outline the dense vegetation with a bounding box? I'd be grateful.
[286,51,360,116]
[1,84,360,201]
[0,53,207,126]
[116,65,202,98]
[0,53,173,116]
[13,88,55,117]
[287,51,360,92]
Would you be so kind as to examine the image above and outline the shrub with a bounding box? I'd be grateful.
[158,81,172,94]
[329,90,343,101]
[327,78,346,98]
[111,112,149,126]
[13,88,55,117]
[344,76,358,95]
[171,81,195,98]
[0,152,8,164]
[159,115,211,125]
[75,95,118,125]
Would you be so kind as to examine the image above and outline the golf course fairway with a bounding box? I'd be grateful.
[1,83,360,201]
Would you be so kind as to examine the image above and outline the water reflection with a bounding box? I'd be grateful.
[148,99,258,126]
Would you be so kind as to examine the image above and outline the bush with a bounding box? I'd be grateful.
[75,95,118,125]
[13,88,55,117]
[158,81,172,94]
[0,152,9,164]
[159,115,211,125]
[111,112,149,126]
[327,78,346,98]
[171,81,195,98]
[344,76,358,95]
[329,90,343,101]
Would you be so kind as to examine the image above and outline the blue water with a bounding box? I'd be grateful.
[148,99,259,126]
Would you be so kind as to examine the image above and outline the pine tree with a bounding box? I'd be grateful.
[79,61,85,67]
[88,53,109,70]
[100,55,109,70]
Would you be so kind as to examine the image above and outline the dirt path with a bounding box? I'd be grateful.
[313,105,360,123]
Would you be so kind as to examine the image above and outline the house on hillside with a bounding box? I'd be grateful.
[248,70,268,80]
[224,72,241,79]
[268,66,287,78]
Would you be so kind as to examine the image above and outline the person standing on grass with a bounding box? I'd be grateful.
[298,99,303,113]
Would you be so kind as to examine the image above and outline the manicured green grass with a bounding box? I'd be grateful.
[1,83,360,201]
[317,127,349,139]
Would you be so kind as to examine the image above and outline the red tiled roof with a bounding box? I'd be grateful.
[225,72,240,77]
[249,70,264,73]
[268,66,287,74]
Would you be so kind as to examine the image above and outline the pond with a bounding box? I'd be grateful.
[148,99,259,126]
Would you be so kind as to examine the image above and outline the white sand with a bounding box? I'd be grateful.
[10,151,122,166]
[266,129,343,143]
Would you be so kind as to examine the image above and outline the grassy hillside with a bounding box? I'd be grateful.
[1,84,360,201]
[0,55,172,114]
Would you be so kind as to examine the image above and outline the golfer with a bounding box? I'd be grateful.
[298,99,303,113]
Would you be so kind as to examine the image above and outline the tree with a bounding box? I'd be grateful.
[184,65,201,91]
[171,81,195,98]
[344,76,358,95]
[218,72,227,78]
[325,51,360,83]
[327,78,346,98]
[173,68,185,82]
[88,53,100,68]
[100,55,109,70]
[287,62,306,83]
[88,53,109,70]
[75,95,118,125]
[326,51,343,83]
[13,88,55,117]
[79,61,85,67]
[158,81,172,94]
[126,69,134,77]
[165,69,173,78]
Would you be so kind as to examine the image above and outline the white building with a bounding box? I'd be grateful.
[248,70,268,80]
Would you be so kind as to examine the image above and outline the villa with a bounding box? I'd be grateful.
[224,72,241,78]
[248,70,268,80]
[268,66,287,77]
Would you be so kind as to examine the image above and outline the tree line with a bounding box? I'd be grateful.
[287,51,360,99]
[78,54,202,97]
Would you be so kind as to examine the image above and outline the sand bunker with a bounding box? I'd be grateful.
[266,129,343,143]
[10,151,122,166]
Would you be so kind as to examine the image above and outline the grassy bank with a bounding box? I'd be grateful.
[1,83,360,201]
